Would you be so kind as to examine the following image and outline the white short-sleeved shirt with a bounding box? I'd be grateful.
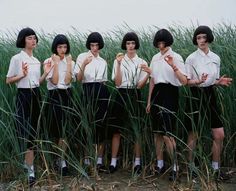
[6,50,41,88]
[150,48,186,86]
[112,54,148,88]
[45,57,75,90]
[74,51,108,83]
[185,48,220,87]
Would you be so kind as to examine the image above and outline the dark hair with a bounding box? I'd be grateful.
[192,25,214,45]
[121,32,140,50]
[51,34,70,54]
[153,29,173,48]
[16,27,38,48]
[86,32,104,50]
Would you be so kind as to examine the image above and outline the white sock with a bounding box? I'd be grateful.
[110,158,117,167]
[84,158,91,165]
[60,160,67,168]
[24,162,35,177]
[29,165,35,177]
[212,161,219,170]
[97,157,103,165]
[134,157,141,166]
[173,163,178,171]
[157,160,164,169]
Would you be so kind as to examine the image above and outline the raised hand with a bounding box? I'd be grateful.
[22,62,29,76]
[51,54,60,64]
[164,55,174,67]
[83,55,93,66]
[116,53,124,64]
[140,64,151,74]
[66,54,72,64]
[44,60,54,74]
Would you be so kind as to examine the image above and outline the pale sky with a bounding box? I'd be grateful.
[0,0,235,34]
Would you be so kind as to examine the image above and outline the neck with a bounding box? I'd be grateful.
[160,47,169,55]
[200,47,209,54]
[127,51,136,59]
[91,51,98,57]
[23,48,33,56]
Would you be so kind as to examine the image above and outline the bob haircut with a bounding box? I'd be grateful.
[86,32,104,50]
[192,25,214,45]
[153,29,173,48]
[16,27,38,48]
[121,32,140,50]
[51,34,70,54]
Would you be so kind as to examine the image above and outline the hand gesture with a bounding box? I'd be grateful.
[66,54,73,64]
[116,53,124,64]
[44,60,54,74]
[140,64,152,75]
[217,75,233,86]
[51,54,60,64]
[22,62,29,76]
[164,55,174,67]
[83,55,93,66]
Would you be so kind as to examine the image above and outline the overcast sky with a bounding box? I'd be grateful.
[0,0,235,34]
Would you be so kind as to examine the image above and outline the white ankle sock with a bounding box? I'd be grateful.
[97,157,103,165]
[84,158,91,165]
[134,157,141,166]
[110,158,117,167]
[173,163,177,171]
[24,162,35,177]
[60,160,67,168]
[212,161,219,170]
[157,160,164,169]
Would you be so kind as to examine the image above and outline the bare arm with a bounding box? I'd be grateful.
[64,55,73,85]
[114,53,124,87]
[146,77,155,113]
[165,55,187,85]
[137,64,151,89]
[76,55,93,82]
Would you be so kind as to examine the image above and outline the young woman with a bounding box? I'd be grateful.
[110,32,150,174]
[185,26,232,180]
[146,29,187,181]
[44,34,75,176]
[74,32,110,171]
[6,28,51,186]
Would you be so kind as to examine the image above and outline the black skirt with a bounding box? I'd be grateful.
[184,86,223,132]
[15,87,41,150]
[108,88,144,136]
[150,83,179,134]
[46,88,73,140]
[81,82,110,143]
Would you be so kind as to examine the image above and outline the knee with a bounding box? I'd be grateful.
[213,130,225,141]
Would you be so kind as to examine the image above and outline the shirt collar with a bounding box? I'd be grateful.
[21,50,34,59]
[197,48,212,57]
[124,53,139,61]
[88,50,101,59]
[161,47,173,57]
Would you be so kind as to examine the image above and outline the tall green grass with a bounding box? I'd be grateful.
[0,24,235,189]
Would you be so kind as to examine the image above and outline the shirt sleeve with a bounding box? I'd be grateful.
[6,56,20,77]
[185,56,193,80]
[216,57,221,79]
[111,60,117,81]
[149,57,154,78]
[175,54,187,76]
[74,54,84,76]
